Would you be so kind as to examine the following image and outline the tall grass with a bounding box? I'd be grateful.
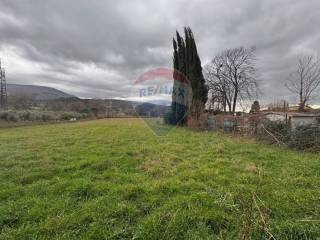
[0,119,319,239]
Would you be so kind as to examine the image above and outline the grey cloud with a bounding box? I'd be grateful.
[0,0,320,105]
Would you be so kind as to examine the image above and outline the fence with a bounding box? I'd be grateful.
[198,113,320,152]
[201,114,258,135]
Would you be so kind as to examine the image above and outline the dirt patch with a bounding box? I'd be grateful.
[244,164,259,174]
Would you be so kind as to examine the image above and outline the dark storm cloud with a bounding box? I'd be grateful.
[0,0,320,104]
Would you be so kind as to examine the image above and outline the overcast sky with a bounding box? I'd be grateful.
[0,0,320,105]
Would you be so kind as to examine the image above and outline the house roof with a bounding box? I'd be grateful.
[261,111,319,117]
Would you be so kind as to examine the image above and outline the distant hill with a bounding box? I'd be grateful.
[7,84,76,101]
[5,84,173,117]
[135,102,170,117]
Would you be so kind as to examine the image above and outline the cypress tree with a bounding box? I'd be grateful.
[166,27,207,125]
[176,31,186,76]
[166,36,188,125]
[184,27,207,118]
[166,38,179,125]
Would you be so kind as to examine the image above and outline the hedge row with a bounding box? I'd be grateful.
[0,110,88,122]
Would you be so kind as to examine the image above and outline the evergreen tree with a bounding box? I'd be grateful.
[166,27,208,125]
[166,36,187,125]
[166,38,179,125]
[184,27,208,117]
[250,100,260,114]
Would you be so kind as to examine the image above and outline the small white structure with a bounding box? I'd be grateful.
[263,112,287,122]
[288,114,319,130]
[262,112,319,130]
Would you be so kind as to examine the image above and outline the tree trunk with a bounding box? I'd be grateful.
[227,100,232,113]
[223,95,227,112]
[232,91,238,114]
[299,78,304,111]
[299,100,306,112]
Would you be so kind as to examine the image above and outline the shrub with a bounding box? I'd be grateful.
[289,124,320,151]
[0,111,19,122]
[260,120,320,152]
[259,120,290,144]
[0,110,88,123]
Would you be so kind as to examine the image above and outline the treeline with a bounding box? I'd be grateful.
[1,97,137,123]
[0,110,87,122]
[6,97,136,117]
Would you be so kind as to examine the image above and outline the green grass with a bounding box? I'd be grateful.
[0,118,319,239]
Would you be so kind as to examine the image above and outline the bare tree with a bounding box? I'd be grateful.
[206,88,224,112]
[204,46,259,114]
[286,55,320,111]
[204,56,230,112]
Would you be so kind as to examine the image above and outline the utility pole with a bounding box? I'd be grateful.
[106,100,113,118]
[0,59,8,110]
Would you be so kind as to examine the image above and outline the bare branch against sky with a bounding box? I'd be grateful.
[205,46,258,113]
[286,55,320,110]
[0,0,319,104]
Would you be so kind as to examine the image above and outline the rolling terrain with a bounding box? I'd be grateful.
[7,84,76,101]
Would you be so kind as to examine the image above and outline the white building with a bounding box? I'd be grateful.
[262,112,319,130]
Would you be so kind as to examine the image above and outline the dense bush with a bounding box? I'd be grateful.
[0,110,88,122]
[261,120,290,143]
[261,120,320,152]
[289,124,320,151]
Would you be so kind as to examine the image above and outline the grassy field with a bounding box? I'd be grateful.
[0,118,319,239]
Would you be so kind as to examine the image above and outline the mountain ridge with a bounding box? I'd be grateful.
[7,84,76,100]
